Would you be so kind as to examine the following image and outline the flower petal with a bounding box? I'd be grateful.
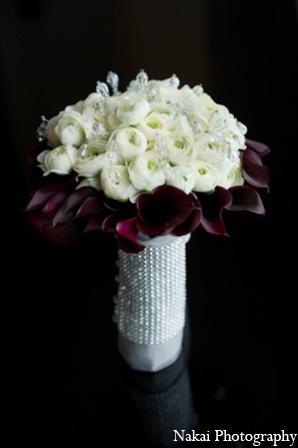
[242,149,270,190]
[116,218,145,253]
[25,211,83,245]
[25,138,49,174]
[102,202,137,233]
[136,185,201,237]
[170,197,201,236]
[226,185,266,215]
[25,177,76,212]
[52,187,103,226]
[245,138,271,157]
[196,187,233,236]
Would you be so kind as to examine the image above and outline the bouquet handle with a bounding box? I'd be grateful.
[113,234,190,372]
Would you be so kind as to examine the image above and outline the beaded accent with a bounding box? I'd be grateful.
[113,235,189,345]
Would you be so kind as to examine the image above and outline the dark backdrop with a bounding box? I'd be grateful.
[1,0,297,446]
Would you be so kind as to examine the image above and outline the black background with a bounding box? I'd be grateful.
[1,0,297,446]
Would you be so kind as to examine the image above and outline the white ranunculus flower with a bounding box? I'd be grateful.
[137,112,169,141]
[214,157,244,189]
[153,86,182,102]
[166,166,195,194]
[46,113,63,147]
[164,132,197,166]
[224,116,247,150]
[82,106,111,140]
[81,106,109,131]
[108,112,123,129]
[37,144,77,176]
[74,138,108,177]
[116,97,150,125]
[55,110,89,147]
[127,78,172,96]
[107,112,122,128]
[195,134,228,163]
[83,92,104,109]
[190,159,218,192]
[104,95,123,116]
[179,84,198,100]
[128,150,166,191]
[149,101,173,115]
[66,100,84,113]
[173,114,202,136]
[112,127,147,161]
[180,99,211,126]
[195,93,230,116]
[101,164,138,201]
[206,111,247,151]
[76,175,102,191]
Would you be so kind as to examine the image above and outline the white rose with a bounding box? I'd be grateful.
[111,127,147,161]
[55,111,88,147]
[116,97,150,125]
[74,138,108,177]
[214,157,244,189]
[128,150,166,191]
[164,132,197,166]
[37,144,77,176]
[166,166,195,194]
[190,159,218,192]
[101,165,138,201]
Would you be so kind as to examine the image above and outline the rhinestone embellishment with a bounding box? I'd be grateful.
[113,235,189,345]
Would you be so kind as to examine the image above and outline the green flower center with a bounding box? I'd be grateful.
[174,139,185,149]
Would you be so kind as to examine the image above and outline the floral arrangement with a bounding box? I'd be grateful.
[25,70,270,253]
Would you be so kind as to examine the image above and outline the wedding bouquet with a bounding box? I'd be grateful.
[24,71,270,372]
[25,70,270,253]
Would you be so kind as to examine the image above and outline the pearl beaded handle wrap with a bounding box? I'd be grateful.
[113,234,190,372]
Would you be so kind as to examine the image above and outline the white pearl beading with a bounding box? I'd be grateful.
[113,235,189,345]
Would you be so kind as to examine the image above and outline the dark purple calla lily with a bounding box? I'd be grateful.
[136,185,201,237]
[226,185,266,215]
[116,218,145,253]
[25,210,102,245]
[25,180,111,245]
[241,149,270,190]
[25,176,77,212]
[52,187,106,226]
[102,201,137,233]
[245,138,271,157]
[196,187,233,235]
